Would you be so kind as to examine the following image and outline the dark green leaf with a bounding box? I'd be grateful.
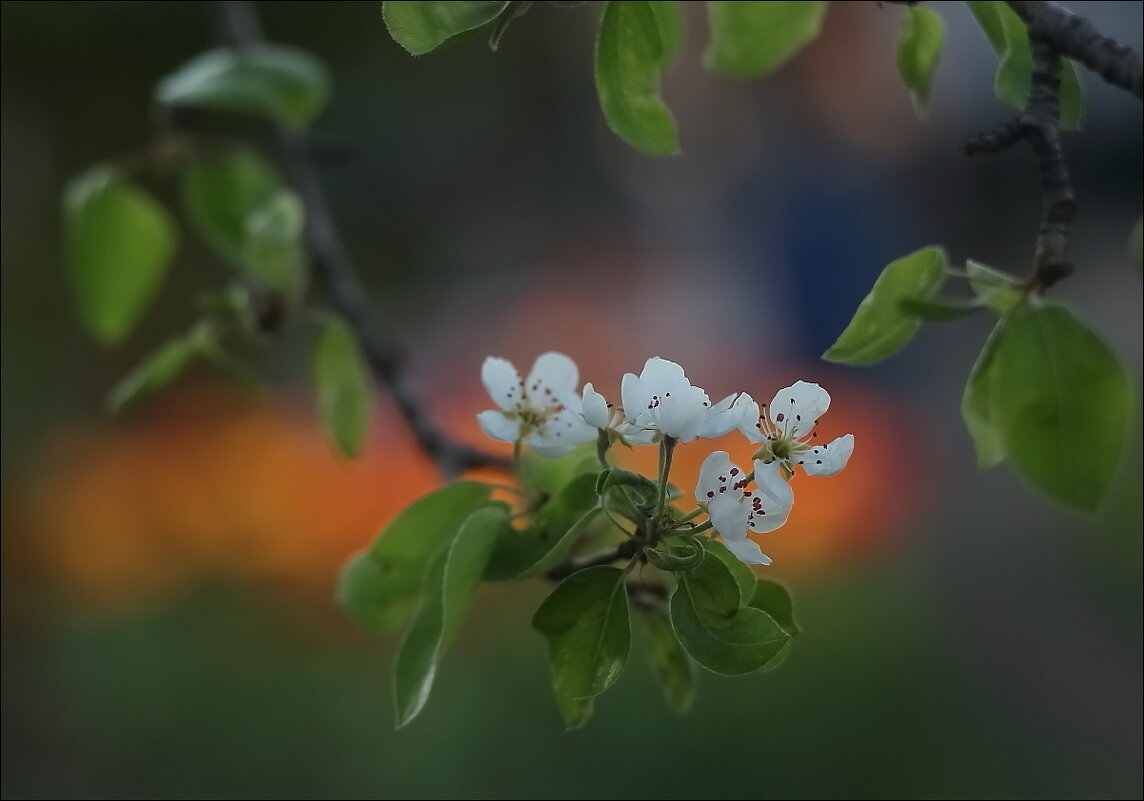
[336,482,495,632]
[393,505,509,728]
[643,609,696,714]
[990,303,1134,510]
[966,1,1084,131]
[704,1,826,78]
[533,565,631,729]
[595,0,680,156]
[896,5,944,116]
[966,259,1023,314]
[64,166,176,345]
[521,444,599,497]
[822,246,947,365]
[243,190,307,299]
[703,539,754,603]
[313,316,372,458]
[105,327,208,411]
[962,318,1008,468]
[156,44,330,128]
[747,578,799,636]
[899,296,982,322]
[181,148,281,268]
[670,553,789,675]
[383,1,510,55]
[646,535,705,572]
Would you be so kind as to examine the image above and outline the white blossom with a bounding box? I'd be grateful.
[694,451,793,564]
[734,380,854,477]
[619,357,740,444]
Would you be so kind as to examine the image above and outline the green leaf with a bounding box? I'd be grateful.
[643,609,696,714]
[703,539,754,603]
[647,0,682,68]
[962,318,1008,468]
[523,445,599,497]
[156,44,330,128]
[532,565,631,729]
[966,1,1084,131]
[896,5,944,116]
[990,303,1134,510]
[966,259,1024,314]
[595,0,680,156]
[336,482,495,632]
[105,328,205,411]
[704,1,827,78]
[899,297,982,322]
[822,246,947,365]
[64,166,176,345]
[181,148,281,268]
[313,316,372,458]
[243,190,307,298]
[383,1,510,55]
[670,552,789,676]
[747,578,799,636]
[393,505,509,728]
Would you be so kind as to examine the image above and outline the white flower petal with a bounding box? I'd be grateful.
[769,380,831,438]
[697,393,740,438]
[732,392,765,443]
[638,357,692,394]
[721,534,773,565]
[477,409,520,442]
[524,432,577,458]
[695,450,744,501]
[616,423,657,446]
[654,386,709,442]
[525,352,580,405]
[800,433,854,477]
[747,459,794,533]
[620,371,648,427]
[580,382,611,429]
[481,357,522,411]
[708,491,750,539]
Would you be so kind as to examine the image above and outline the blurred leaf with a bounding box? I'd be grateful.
[747,578,799,636]
[670,552,789,675]
[703,539,754,602]
[383,1,510,55]
[337,482,495,632]
[595,0,680,156]
[704,1,826,78]
[394,505,510,728]
[823,246,947,366]
[243,190,307,298]
[966,1,1084,131]
[532,565,631,729]
[648,0,682,68]
[64,166,176,345]
[105,327,207,411]
[962,318,1008,468]
[522,445,599,496]
[182,148,281,267]
[896,5,943,116]
[966,259,1024,314]
[643,609,696,714]
[156,45,330,128]
[991,303,1134,510]
[313,316,372,458]
[899,297,982,321]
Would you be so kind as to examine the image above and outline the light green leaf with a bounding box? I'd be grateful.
[64,166,176,345]
[336,482,495,632]
[393,505,509,728]
[747,578,799,636]
[670,552,789,676]
[990,303,1135,510]
[243,190,307,298]
[533,565,631,729]
[962,318,1008,468]
[966,1,1084,131]
[383,1,510,55]
[822,246,947,365]
[595,0,680,156]
[156,44,330,128]
[181,148,281,268]
[313,316,372,458]
[105,327,207,412]
[704,1,826,78]
[648,1,682,68]
[896,5,944,116]
[703,539,754,603]
[966,259,1024,314]
[643,609,696,714]
[899,296,982,322]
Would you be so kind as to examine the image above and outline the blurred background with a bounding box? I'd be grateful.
[2,2,1141,798]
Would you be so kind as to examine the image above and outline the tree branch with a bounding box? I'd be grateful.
[217,1,509,477]
[545,539,641,581]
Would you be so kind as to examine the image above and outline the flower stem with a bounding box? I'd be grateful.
[677,506,704,524]
[653,436,677,538]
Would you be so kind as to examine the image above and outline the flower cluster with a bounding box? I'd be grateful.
[478,353,853,565]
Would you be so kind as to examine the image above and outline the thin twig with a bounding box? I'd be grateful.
[545,539,641,581]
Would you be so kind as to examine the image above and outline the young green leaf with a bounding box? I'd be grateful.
[393,505,510,728]
[670,553,789,675]
[962,318,1008,468]
[243,190,307,299]
[336,481,495,632]
[966,1,1084,131]
[383,1,510,55]
[64,166,176,345]
[647,0,683,68]
[822,246,947,366]
[156,44,331,128]
[747,578,799,636]
[990,303,1134,510]
[643,609,696,714]
[703,539,754,603]
[704,1,826,78]
[105,330,203,412]
[533,565,631,729]
[595,0,680,156]
[899,297,982,322]
[966,259,1024,314]
[896,5,944,116]
[313,316,372,458]
[181,148,282,268]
